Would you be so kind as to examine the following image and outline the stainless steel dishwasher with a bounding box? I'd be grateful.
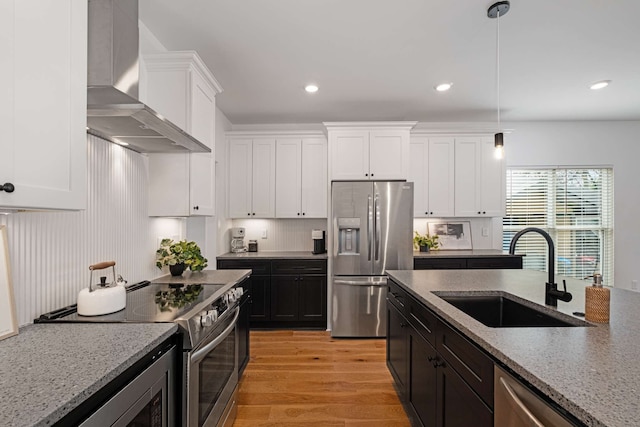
[494,365,577,427]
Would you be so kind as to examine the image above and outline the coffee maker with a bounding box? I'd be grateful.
[312,229,326,254]
[231,227,247,253]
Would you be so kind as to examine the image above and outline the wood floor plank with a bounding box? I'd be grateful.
[233,330,411,426]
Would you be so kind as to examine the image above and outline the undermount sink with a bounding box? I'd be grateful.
[434,292,589,328]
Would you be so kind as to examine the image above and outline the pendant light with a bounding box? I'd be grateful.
[488,1,510,159]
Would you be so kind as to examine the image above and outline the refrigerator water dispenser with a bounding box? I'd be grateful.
[337,218,361,255]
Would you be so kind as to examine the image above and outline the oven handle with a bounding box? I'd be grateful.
[191,307,240,364]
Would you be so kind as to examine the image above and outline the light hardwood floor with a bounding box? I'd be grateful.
[233,330,411,427]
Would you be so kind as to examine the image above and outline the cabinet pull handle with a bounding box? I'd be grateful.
[0,183,15,193]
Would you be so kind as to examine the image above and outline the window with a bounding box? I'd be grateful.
[503,168,614,285]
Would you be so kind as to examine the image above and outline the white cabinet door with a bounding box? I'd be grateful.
[454,137,504,217]
[301,137,328,218]
[149,154,190,217]
[409,136,429,217]
[189,70,216,149]
[410,136,455,217]
[251,139,276,218]
[369,131,409,180]
[228,139,253,218]
[144,52,219,216]
[189,153,215,216]
[0,0,87,210]
[330,131,369,180]
[479,138,505,217]
[275,139,302,218]
[428,138,455,217]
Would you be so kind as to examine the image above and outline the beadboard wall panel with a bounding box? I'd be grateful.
[0,135,183,326]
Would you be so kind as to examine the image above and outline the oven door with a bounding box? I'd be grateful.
[188,307,239,427]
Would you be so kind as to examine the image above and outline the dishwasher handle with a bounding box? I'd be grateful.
[498,376,545,427]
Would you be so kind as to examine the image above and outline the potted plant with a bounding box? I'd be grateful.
[413,231,439,252]
[156,238,208,276]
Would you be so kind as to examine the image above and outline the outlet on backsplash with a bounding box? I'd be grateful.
[261,229,268,239]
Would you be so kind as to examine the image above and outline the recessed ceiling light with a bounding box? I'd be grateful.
[434,83,453,92]
[304,84,319,93]
[589,80,611,90]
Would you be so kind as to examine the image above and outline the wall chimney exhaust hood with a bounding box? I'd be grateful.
[87,0,211,153]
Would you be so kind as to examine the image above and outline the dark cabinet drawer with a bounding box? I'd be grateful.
[388,280,410,316]
[408,298,438,346]
[271,259,327,275]
[436,320,494,407]
[217,259,271,275]
[466,257,522,269]
[414,258,467,270]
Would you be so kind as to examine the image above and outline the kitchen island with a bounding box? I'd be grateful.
[386,269,638,427]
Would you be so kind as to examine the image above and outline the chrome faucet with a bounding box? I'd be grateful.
[508,227,572,306]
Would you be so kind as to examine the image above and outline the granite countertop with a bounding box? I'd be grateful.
[0,323,177,427]
[413,249,523,258]
[217,251,328,260]
[386,269,637,427]
[0,270,250,427]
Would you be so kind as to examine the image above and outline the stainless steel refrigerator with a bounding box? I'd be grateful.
[331,181,413,337]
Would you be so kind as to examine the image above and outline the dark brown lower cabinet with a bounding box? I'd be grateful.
[217,258,327,328]
[388,278,494,427]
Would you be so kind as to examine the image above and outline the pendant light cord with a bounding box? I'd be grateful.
[496,9,501,130]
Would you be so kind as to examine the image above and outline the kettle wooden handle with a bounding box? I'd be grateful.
[89,261,116,270]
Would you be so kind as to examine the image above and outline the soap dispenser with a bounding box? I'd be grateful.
[585,273,610,323]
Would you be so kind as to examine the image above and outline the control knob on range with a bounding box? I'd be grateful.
[234,287,244,299]
[226,290,237,303]
[199,311,212,327]
[207,308,219,323]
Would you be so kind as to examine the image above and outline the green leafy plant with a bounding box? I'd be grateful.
[155,239,208,272]
[413,231,439,250]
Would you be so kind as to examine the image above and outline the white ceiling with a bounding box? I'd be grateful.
[139,0,640,125]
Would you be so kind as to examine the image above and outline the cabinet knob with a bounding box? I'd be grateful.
[430,212,433,215]
[0,183,15,193]
[477,211,481,215]
[247,213,251,216]
[365,173,369,177]
[482,211,486,214]
[433,360,445,368]
[252,213,255,216]
[297,213,300,216]
[193,206,199,210]
[302,212,305,216]
[371,173,374,177]
[425,211,428,215]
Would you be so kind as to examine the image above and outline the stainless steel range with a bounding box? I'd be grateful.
[36,277,249,427]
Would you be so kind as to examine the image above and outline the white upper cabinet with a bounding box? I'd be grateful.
[144,51,222,216]
[276,137,328,218]
[326,122,415,181]
[454,137,505,217]
[0,0,87,210]
[228,138,276,218]
[410,136,455,217]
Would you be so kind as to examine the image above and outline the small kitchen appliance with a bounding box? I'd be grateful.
[231,227,247,253]
[248,240,258,252]
[77,261,126,316]
[312,229,326,254]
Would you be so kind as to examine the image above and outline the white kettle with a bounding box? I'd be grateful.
[77,261,126,316]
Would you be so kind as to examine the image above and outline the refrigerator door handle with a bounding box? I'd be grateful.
[374,193,380,261]
[367,195,373,261]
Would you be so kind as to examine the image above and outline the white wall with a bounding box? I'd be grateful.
[504,120,640,289]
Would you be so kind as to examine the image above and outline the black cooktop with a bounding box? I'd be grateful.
[36,281,225,323]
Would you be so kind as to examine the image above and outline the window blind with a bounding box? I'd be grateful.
[503,168,614,285]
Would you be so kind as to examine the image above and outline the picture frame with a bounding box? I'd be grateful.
[428,221,473,250]
[0,225,18,341]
